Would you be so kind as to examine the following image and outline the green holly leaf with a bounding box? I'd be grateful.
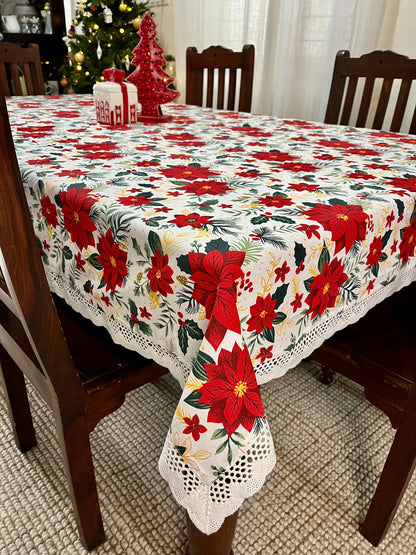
[185,320,204,340]
[178,325,189,355]
[148,230,163,256]
[193,351,215,382]
[63,246,73,259]
[251,216,269,225]
[88,253,103,270]
[83,280,92,293]
[211,428,228,440]
[184,389,210,409]
[262,326,275,343]
[318,243,330,273]
[381,229,392,248]
[129,299,138,318]
[138,320,152,336]
[273,312,287,325]
[177,254,192,274]
[304,277,314,292]
[271,283,289,309]
[205,238,230,253]
[295,242,306,267]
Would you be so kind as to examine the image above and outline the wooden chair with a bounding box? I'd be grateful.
[325,50,416,134]
[311,282,416,546]
[0,94,168,550]
[0,42,45,96]
[186,44,255,112]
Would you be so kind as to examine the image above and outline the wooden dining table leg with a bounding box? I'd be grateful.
[186,510,238,555]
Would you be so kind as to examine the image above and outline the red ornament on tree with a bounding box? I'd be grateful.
[126,12,179,123]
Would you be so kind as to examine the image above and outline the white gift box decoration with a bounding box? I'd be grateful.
[93,67,138,126]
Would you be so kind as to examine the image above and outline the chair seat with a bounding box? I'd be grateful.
[53,295,166,390]
[0,294,166,394]
[313,283,416,423]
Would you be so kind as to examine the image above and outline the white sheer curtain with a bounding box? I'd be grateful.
[172,0,388,122]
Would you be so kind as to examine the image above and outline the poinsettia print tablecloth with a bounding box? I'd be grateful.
[7,94,416,534]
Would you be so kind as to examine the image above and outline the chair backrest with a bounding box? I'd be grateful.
[0,94,84,404]
[325,50,416,134]
[186,44,255,112]
[0,42,45,96]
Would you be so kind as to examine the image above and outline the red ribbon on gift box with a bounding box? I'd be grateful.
[102,67,130,125]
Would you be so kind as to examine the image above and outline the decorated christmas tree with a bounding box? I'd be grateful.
[126,13,179,121]
[58,0,150,93]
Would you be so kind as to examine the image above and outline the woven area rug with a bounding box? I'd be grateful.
[0,359,415,554]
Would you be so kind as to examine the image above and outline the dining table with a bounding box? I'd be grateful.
[6,93,416,553]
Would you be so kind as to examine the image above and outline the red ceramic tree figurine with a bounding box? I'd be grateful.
[127,12,179,122]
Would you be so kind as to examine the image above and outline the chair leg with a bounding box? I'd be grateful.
[0,346,36,452]
[360,400,416,546]
[320,365,335,385]
[55,413,105,551]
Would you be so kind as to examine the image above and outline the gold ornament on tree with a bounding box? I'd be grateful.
[118,1,127,12]
[132,16,141,30]
[73,51,85,64]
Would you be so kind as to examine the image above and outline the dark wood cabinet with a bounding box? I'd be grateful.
[0,0,67,84]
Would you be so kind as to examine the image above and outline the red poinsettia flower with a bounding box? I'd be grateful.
[280,162,318,172]
[139,306,152,319]
[198,343,264,436]
[250,151,297,163]
[182,180,231,196]
[399,220,416,264]
[347,172,375,180]
[346,148,380,156]
[247,294,277,334]
[366,236,383,266]
[160,165,219,181]
[74,252,86,272]
[297,223,320,239]
[230,126,272,138]
[189,250,245,350]
[27,157,53,165]
[290,182,319,192]
[366,279,375,293]
[390,177,416,193]
[57,169,88,178]
[305,257,348,319]
[237,170,261,178]
[16,125,54,138]
[317,139,357,149]
[274,261,290,282]
[82,151,122,160]
[99,293,111,307]
[40,195,59,228]
[147,250,174,297]
[290,292,303,312]
[75,142,119,152]
[59,188,97,250]
[258,195,294,208]
[182,414,207,441]
[169,213,212,229]
[164,132,198,141]
[305,203,368,254]
[255,345,274,363]
[136,160,160,167]
[97,229,128,293]
[118,195,152,207]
